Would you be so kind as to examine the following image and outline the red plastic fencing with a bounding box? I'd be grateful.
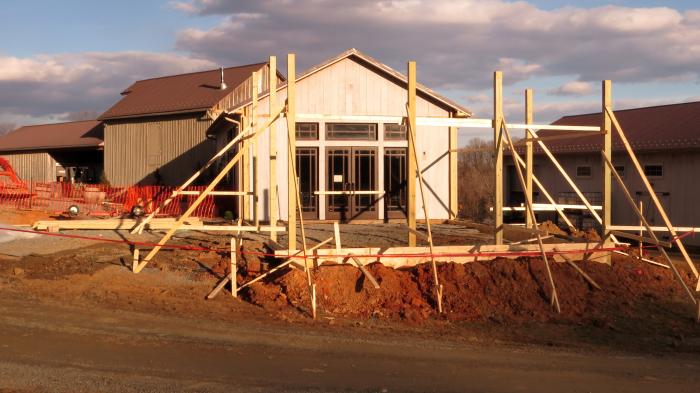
[0,181,218,218]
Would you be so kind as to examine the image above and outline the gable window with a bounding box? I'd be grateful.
[614,165,625,178]
[644,164,663,178]
[384,123,407,140]
[576,166,592,178]
[295,122,318,140]
[326,123,377,140]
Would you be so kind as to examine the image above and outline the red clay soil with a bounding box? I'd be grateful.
[242,252,697,324]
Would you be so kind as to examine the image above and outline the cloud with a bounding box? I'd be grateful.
[548,81,594,96]
[173,0,700,92]
[0,52,215,125]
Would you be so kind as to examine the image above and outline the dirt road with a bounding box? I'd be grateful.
[0,297,698,393]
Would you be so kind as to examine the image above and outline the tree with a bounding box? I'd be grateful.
[457,137,494,221]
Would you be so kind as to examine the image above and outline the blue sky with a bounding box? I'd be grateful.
[0,0,698,141]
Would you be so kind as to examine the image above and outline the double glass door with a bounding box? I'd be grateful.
[326,147,378,221]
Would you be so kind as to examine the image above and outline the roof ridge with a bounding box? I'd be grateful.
[16,119,101,129]
[561,99,700,119]
[130,61,268,84]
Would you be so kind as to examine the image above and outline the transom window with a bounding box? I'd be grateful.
[576,166,592,178]
[295,122,319,140]
[384,123,407,140]
[326,123,377,140]
[644,164,663,178]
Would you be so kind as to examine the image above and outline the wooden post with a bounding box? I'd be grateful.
[493,71,504,244]
[600,80,613,264]
[252,71,259,227]
[407,61,417,247]
[269,56,278,242]
[231,237,238,297]
[241,111,249,221]
[449,113,458,220]
[334,221,342,264]
[287,54,297,251]
[525,89,534,229]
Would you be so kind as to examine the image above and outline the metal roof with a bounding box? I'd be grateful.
[0,120,103,152]
[99,62,268,120]
[536,101,700,154]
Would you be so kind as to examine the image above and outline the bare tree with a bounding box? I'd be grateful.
[457,137,494,221]
[64,111,99,121]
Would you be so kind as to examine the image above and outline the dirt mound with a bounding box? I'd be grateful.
[244,253,696,324]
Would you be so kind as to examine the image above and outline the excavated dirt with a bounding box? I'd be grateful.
[243,251,697,327]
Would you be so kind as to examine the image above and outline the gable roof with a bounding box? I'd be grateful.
[536,101,700,154]
[99,62,268,120]
[227,48,471,116]
[0,120,103,153]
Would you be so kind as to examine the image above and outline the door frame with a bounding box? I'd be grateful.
[325,146,379,221]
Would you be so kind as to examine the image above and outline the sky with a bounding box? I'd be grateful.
[0,0,699,141]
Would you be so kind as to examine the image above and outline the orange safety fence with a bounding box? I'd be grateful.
[0,181,218,218]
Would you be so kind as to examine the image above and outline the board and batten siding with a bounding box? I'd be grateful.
[237,56,455,221]
[1,152,56,182]
[104,113,216,186]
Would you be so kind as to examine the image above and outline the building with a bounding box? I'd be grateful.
[0,120,104,183]
[506,101,700,245]
[207,49,470,222]
[99,62,283,186]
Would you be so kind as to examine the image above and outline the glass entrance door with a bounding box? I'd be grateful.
[326,147,378,221]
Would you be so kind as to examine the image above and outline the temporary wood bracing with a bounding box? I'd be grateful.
[126,52,699,320]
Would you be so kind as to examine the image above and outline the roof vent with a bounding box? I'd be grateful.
[219,67,227,90]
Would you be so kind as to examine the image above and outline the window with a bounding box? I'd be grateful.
[614,165,625,178]
[295,122,318,140]
[644,164,663,178]
[576,166,592,178]
[384,123,407,140]
[326,123,377,140]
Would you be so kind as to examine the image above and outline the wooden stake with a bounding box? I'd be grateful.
[132,248,139,272]
[407,61,417,247]
[269,56,278,242]
[493,71,504,244]
[349,255,381,289]
[639,201,643,259]
[556,249,601,290]
[334,221,342,264]
[231,237,238,297]
[287,54,297,252]
[525,89,534,229]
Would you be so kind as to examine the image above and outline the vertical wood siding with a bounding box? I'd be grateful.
[1,152,56,182]
[104,114,216,186]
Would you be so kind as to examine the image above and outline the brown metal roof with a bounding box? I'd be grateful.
[536,101,700,154]
[99,62,267,120]
[0,120,103,152]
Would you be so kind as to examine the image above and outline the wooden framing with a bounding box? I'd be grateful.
[406,61,417,247]
[287,54,297,252]
[449,112,458,220]
[525,89,534,229]
[493,71,504,244]
[269,56,278,242]
[602,80,612,245]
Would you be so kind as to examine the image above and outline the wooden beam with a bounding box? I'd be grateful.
[276,242,613,267]
[502,119,561,313]
[287,53,297,252]
[525,89,534,229]
[269,56,278,242]
[349,255,381,289]
[242,111,250,221]
[607,225,700,233]
[407,61,417,247]
[556,249,601,290]
[606,106,699,279]
[610,230,672,248]
[602,80,612,260]
[493,72,504,244]
[449,112,458,220]
[252,71,260,227]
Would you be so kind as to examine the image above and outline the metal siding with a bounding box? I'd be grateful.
[104,114,215,185]
[1,152,56,182]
